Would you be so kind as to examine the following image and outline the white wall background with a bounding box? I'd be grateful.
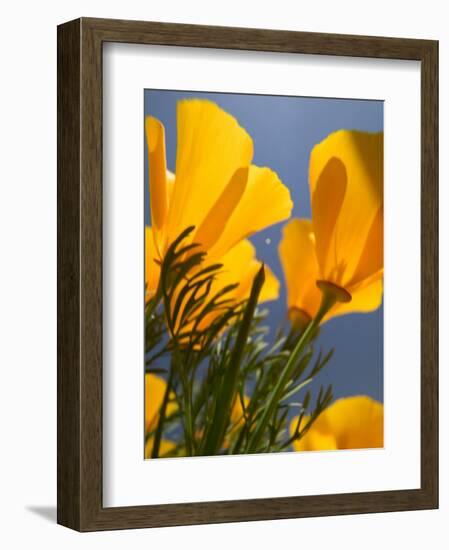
[0,0,446,547]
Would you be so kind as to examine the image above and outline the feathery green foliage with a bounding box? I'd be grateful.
[145,228,333,457]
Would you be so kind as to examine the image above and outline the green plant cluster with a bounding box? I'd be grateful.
[145,227,333,458]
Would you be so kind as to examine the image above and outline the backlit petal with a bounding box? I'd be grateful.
[310,157,347,284]
[347,207,383,288]
[193,167,248,252]
[188,240,280,336]
[145,373,167,432]
[217,239,280,303]
[145,373,178,434]
[145,438,176,459]
[165,100,253,247]
[278,218,322,319]
[145,116,170,254]
[329,271,383,320]
[292,395,383,451]
[208,165,293,260]
[145,226,160,302]
[259,264,280,302]
[222,395,250,449]
[292,420,337,452]
[310,130,383,286]
[230,395,249,426]
[324,396,384,449]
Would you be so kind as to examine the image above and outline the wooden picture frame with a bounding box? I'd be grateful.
[57,17,438,531]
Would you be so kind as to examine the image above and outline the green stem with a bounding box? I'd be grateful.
[229,421,248,455]
[170,343,195,456]
[245,288,338,453]
[151,367,174,458]
[200,265,265,456]
[159,248,195,454]
[182,367,195,455]
[145,291,161,320]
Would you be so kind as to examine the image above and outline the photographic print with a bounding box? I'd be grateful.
[57,18,437,530]
[144,90,384,459]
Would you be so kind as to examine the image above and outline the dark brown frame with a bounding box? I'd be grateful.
[57,17,438,532]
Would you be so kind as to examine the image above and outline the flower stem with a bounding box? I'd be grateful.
[151,366,174,458]
[182,368,195,455]
[200,265,265,456]
[245,286,338,453]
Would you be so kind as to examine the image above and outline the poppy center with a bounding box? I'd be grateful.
[316,280,352,303]
[289,307,312,329]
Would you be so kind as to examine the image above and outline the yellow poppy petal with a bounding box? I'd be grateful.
[259,263,280,302]
[209,240,256,301]
[145,373,178,433]
[310,157,347,284]
[291,396,383,452]
[166,170,175,208]
[310,130,383,286]
[347,207,383,288]
[294,424,338,451]
[145,117,170,253]
[169,240,256,338]
[208,165,293,260]
[278,218,322,319]
[220,395,250,449]
[145,437,176,459]
[186,241,279,337]
[328,271,383,321]
[193,167,248,252]
[166,169,175,185]
[145,226,160,302]
[145,373,167,432]
[165,99,253,247]
[325,396,384,449]
[217,239,279,303]
[230,395,249,426]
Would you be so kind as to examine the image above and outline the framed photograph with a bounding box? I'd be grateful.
[57,17,438,531]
